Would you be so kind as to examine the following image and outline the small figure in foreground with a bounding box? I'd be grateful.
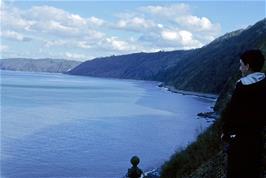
[127,156,145,178]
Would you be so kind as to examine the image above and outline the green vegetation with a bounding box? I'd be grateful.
[160,120,223,178]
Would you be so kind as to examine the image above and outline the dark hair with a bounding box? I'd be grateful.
[130,156,140,166]
[240,49,265,72]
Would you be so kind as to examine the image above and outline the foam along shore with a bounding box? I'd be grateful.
[158,83,218,100]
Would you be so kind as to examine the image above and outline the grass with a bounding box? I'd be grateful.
[160,120,223,178]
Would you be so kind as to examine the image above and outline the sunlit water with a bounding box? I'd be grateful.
[1,70,216,178]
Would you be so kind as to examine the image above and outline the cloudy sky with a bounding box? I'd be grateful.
[1,0,265,61]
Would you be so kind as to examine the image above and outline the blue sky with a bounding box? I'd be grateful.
[1,0,265,61]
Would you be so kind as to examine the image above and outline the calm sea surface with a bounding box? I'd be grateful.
[1,70,215,178]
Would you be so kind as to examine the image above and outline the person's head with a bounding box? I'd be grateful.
[239,49,265,76]
[130,156,140,167]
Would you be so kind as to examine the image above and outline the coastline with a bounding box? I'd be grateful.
[158,83,218,100]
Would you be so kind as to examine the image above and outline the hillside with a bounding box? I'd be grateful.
[157,19,266,94]
[68,50,193,80]
[0,58,81,73]
[214,35,266,112]
[68,19,266,95]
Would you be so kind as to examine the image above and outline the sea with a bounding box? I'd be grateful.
[0,70,216,178]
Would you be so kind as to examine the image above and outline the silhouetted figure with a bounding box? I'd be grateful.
[127,156,144,178]
[221,49,266,178]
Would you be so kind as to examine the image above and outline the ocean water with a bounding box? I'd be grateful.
[1,70,215,178]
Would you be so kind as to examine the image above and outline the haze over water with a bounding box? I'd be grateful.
[1,70,215,178]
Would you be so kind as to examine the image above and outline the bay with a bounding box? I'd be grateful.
[1,70,215,178]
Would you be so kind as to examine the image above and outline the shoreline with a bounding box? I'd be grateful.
[143,83,219,178]
[158,83,218,100]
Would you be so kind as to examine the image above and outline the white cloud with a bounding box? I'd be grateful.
[69,14,87,26]
[1,2,222,59]
[117,17,156,31]
[43,39,93,50]
[65,52,87,60]
[104,37,136,51]
[179,30,202,47]
[1,30,31,41]
[161,30,180,41]
[161,29,202,48]
[88,16,105,26]
[1,5,34,31]
[179,31,193,45]
[157,24,164,28]
[27,6,105,33]
[77,41,91,49]
[175,16,221,33]
[116,3,220,50]
[44,39,67,48]
[42,20,79,35]
[2,4,105,39]
[0,45,9,52]
[29,6,87,27]
[140,3,190,17]
[84,30,105,41]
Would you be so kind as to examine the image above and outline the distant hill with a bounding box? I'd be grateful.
[0,58,81,73]
[68,50,193,80]
[68,18,266,95]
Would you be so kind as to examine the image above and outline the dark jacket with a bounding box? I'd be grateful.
[222,76,266,178]
[127,166,143,178]
[222,77,266,139]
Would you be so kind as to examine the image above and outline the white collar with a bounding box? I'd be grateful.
[239,72,265,85]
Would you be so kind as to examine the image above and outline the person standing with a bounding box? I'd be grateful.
[221,49,266,178]
[126,156,145,178]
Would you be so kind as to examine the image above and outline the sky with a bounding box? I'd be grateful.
[1,0,265,61]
